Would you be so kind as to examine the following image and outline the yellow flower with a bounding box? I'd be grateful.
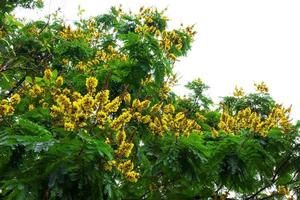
[86,77,98,92]
[168,53,177,61]
[63,88,71,95]
[44,68,52,80]
[125,171,139,182]
[104,96,121,113]
[95,90,110,107]
[105,137,111,144]
[10,93,21,105]
[175,112,185,122]
[81,94,95,112]
[140,100,150,110]
[211,128,219,138]
[108,45,114,53]
[116,130,126,144]
[62,58,69,65]
[56,76,64,86]
[0,103,14,116]
[254,82,269,93]
[111,111,132,130]
[233,86,245,97]
[97,111,107,127]
[124,93,131,105]
[155,29,161,37]
[134,26,142,33]
[42,102,49,108]
[76,61,87,72]
[64,122,75,131]
[28,104,35,111]
[150,102,163,114]
[196,113,206,121]
[146,17,153,23]
[116,141,134,158]
[277,186,289,195]
[141,115,151,124]
[56,94,72,111]
[29,84,44,98]
[104,160,116,171]
[117,160,134,173]
[132,99,141,110]
[72,91,82,100]
[163,104,175,114]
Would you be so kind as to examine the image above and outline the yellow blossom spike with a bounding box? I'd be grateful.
[115,141,134,158]
[44,68,52,80]
[116,130,126,144]
[117,160,134,173]
[233,86,245,97]
[56,76,64,86]
[211,128,219,138]
[28,104,35,111]
[254,81,269,93]
[64,122,75,131]
[125,171,139,182]
[124,93,131,105]
[86,77,98,92]
[10,93,21,105]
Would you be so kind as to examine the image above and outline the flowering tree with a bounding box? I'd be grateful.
[1,2,300,199]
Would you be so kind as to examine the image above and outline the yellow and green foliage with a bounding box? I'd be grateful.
[0,2,300,200]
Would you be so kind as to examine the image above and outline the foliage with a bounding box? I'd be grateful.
[0,2,300,200]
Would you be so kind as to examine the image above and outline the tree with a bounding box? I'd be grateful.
[1,2,300,199]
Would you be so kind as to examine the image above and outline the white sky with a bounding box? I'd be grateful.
[15,0,300,120]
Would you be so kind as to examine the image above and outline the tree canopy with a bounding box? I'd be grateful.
[1,2,300,199]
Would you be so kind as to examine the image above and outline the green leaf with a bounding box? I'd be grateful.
[77,131,113,159]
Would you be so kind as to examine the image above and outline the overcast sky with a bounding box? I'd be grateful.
[15,0,300,120]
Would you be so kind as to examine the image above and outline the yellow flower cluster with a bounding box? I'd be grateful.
[28,84,44,98]
[218,105,292,136]
[38,75,200,182]
[115,140,134,158]
[103,128,138,182]
[133,7,195,62]
[44,68,52,80]
[254,82,269,93]
[195,113,206,122]
[10,93,21,105]
[159,83,171,100]
[211,128,219,138]
[117,160,139,182]
[159,75,178,100]
[103,160,116,171]
[86,76,98,93]
[124,170,140,183]
[123,93,131,105]
[233,86,245,97]
[59,26,85,40]
[0,93,21,118]
[59,18,103,44]
[28,104,35,111]
[277,186,289,195]
[110,111,132,130]
[75,49,128,72]
[134,8,164,35]
[148,106,201,137]
[141,76,153,86]
[56,76,64,86]
[116,130,126,144]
